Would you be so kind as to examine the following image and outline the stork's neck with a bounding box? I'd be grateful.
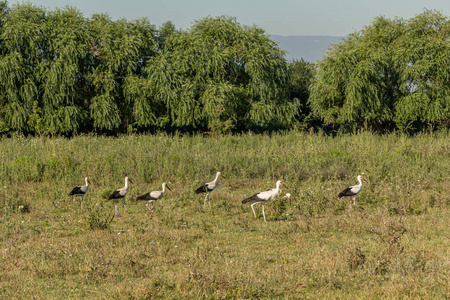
[161,184,166,193]
[125,178,129,188]
[357,177,363,186]
[214,173,221,182]
[85,178,89,186]
[275,181,281,194]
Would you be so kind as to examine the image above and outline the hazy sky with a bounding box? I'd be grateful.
[14,0,450,36]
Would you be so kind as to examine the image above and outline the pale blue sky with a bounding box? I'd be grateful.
[13,0,450,36]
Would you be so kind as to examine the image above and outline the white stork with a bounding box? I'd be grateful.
[68,177,90,209]
[242,180,287,222]
[283,193,292,205]
[194,171,226,207]
[108,176,133,215]
[338,175,368,210]
[136,182,171,215]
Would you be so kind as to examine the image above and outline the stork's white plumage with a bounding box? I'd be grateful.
[194,171,226,207]
[136,182,171,215]
[338,175,368,210]
[68,177,90,209]
[283,193,292,205]
[242,180,287,222]
[108,176,133,215]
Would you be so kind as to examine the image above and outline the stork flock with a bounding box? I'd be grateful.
[68,173,368,221]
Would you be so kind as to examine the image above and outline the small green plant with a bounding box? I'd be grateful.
[207,105,235,135]
[370,217,407,275]
[85,202,115,230]
[127,124,138,135]
[0,120,9,134]
[345,247,366,270]
[27,101,45,135]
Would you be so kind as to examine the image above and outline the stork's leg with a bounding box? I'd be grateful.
[353,197,364,210]
[251,203,258,221]
[115,203,118,215]
[146,202,151,212]
[151,202,155,217]
[122,197,126,212]
[81,195,84,210]
[203,193,210,208]
[262,203,266,222]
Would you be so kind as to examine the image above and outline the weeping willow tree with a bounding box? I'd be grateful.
[127,16,301,132]
[87,14,157,131]
[310,10,450,131]
[40,7,91,134]
[0,3,45,132]
[0,5,304,135]
[0,3,158,134]
[393,10,450,129]
[0,4,91,134]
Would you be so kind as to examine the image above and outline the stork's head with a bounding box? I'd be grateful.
[358,175,367,183]
[218,172,226,179]
[163,182,172,191]
[276,180,287,189]
[284,193,291,204]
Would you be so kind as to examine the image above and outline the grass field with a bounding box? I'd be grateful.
[0,130,449,299]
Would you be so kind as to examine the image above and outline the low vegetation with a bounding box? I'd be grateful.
[0,130,449,298]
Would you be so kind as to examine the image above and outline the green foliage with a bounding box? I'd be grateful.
[27,101,44,135]
[310,10,450,131]
[0,3,448,134]
[142,16,299,132]
[287,59,315,128]
[0,4,302,135]
[86,14,157,130]
[0,4,159,134]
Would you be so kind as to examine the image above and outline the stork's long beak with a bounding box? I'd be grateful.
[167,185,172,191]
[281,183,287,188]
[362,178,368,183]
[88,180,91,185]
[221,174,226,179]
[129,179,133,184]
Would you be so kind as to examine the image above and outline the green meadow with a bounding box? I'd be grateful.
[0,131,449,299]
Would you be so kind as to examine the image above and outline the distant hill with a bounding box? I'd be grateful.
[270,35,343,62]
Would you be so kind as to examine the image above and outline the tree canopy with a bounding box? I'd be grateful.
[309,10,450,131]
[0,3,448,135]
[128,16,300,133]
[0,3,301,135]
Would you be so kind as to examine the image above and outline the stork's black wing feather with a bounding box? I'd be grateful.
[338,187,353,198]
[195,184,208,194]
[108,190,123,200]
[69,186,83,196]
[242,193,264,204]
[136,193,158,201]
